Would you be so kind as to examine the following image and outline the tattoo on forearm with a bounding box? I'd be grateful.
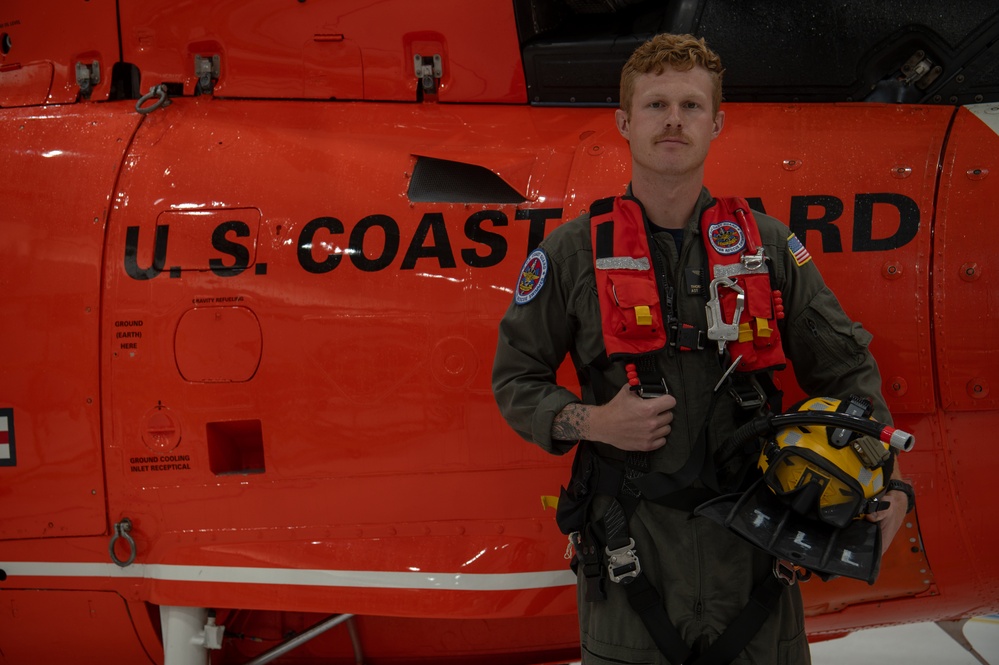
[552,404,589,441]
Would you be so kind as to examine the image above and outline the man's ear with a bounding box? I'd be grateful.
[711,110,725,139]
[615,108,630,141]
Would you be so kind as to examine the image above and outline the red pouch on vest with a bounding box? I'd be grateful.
[590,197,668,359]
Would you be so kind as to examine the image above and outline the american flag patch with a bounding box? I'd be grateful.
[788,233,812,267]
[0,409,14,466]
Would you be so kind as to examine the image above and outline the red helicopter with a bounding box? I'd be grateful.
[1,1,997,663]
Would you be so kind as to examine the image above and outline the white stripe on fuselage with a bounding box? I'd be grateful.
[1,561,576,591]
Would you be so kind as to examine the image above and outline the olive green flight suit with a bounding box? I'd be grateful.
[492,187,890,665]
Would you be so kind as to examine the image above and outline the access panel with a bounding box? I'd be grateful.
[0,105,141,538]
[933,104,999,412]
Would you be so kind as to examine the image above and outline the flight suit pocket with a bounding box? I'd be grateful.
[790,288,873,375]
[580,643,656,665]
[778,628,811,665]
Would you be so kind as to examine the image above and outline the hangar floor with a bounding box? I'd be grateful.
[810,616,999,664]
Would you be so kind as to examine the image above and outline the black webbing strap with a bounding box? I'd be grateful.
[592,197,616,265]
[587,452,716,513]
[595,220,615,260]
[755,372,784,415]
[602,498,692,664]
[591,196,616,218]
[711,372,783,479]
[692,572,787,665]
[581,523,607,603]
[627,573,693,664]
[631,354,668,397]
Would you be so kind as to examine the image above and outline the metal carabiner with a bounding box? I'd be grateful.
[109,517,137,567]
[705,276,745,354]
[136,84,171,115]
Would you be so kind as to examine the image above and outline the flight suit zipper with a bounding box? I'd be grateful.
[664,283,677,358]
[671,230,698,451]
[650,229,700,464]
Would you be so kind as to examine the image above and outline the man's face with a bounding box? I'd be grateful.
[615,66,724,179]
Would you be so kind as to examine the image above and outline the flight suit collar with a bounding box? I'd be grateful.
[622,183,715,233]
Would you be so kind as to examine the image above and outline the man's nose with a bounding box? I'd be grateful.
[663,105,682,127]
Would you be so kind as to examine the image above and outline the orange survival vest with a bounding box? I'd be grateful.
[590,196,786,374]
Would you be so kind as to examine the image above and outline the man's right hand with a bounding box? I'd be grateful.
[552,383,676,452]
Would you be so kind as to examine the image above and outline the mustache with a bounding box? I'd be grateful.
[653,130,687,142]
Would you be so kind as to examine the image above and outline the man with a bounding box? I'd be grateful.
[492,34,909,664]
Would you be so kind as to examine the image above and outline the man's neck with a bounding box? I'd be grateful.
[631,171,704,230]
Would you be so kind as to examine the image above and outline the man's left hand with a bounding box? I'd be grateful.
[866,490,909,555]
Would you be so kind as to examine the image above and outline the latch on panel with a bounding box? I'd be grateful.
[194,54,221,94]
[75,60,100,97]
[901,50,941,90]
[414,54,442,94]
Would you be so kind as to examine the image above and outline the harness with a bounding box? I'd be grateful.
[560,445,798,665]
[558,195,795,665]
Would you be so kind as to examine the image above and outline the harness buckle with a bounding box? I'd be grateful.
[774,558,797,586]
[606,538,642,583]
[637,378,669,399]
[729,379,765,410]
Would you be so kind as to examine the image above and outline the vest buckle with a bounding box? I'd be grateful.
[669,321,707,351]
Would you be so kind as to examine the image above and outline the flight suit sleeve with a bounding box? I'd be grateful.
[771,225,892,425]
[492,243,583,455]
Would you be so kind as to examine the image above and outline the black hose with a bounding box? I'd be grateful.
[721,411,914,464]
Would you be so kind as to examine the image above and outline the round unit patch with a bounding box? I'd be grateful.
[515,248,549,305]
[707,220,746,255]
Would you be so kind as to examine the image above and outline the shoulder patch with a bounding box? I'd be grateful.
[514,248,549,305]
[787,233,812,267]
[707,220,745,255]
